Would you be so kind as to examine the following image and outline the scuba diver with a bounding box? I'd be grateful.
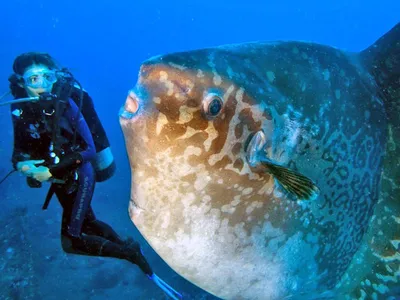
[2,52,182,300]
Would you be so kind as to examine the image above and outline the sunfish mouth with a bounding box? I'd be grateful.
[119,90,141,121]
[130,196,146,212]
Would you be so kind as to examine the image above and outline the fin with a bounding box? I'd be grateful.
[338,23,400,296]
[334,117,400,297]
[261,158,320,201]
[246,130,319,201]
[148,273,183,300]
[360,22,399,122]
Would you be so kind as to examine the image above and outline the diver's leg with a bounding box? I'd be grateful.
[56,163,153,275]
[60,232,152,275]
[60,228,153,275]
[81,208,125,245]
[67,163,125,244]
[66,162,96,237]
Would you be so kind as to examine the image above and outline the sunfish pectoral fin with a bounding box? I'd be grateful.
[246,130,320,201]
[261,157,320,201]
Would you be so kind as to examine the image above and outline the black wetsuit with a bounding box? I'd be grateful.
[10,95,152,276]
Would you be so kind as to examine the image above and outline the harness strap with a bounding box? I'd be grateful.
[42,184,56,210]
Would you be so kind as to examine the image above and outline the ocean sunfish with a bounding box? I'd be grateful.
[119,22,399,299]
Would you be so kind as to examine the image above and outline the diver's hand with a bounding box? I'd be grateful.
[16,160,45,176]
[28,166,52,182]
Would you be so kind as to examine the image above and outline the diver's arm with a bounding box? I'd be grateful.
[10,104,32,170]
[71,88,111,152]
[65,98,96,162]
[71,87,116,182]
[12,146,30,171]
[10,105,46,187]
[48,99,96,177]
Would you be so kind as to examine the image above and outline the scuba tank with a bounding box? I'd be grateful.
[50,69,116,182]
[67,80,116,182]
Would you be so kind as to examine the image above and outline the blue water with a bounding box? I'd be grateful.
[0,0,398,299]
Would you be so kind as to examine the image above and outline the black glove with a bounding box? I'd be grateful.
[48,152,83,178]
[27,177,42,188]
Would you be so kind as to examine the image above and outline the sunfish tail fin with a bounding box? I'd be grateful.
[342,21,400,299]
[360,22,400,119]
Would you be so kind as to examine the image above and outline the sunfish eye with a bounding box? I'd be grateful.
[202,93,223,119]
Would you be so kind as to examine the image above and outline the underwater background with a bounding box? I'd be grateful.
[0,0,399,299]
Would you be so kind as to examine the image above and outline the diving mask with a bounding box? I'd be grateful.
[20,67,58,89]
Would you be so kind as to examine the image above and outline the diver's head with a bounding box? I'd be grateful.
[12,52,59,97]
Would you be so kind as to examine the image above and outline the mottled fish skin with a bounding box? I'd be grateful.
[335,116,400,300]
[119,36,391,298]
[334,23,400,300]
